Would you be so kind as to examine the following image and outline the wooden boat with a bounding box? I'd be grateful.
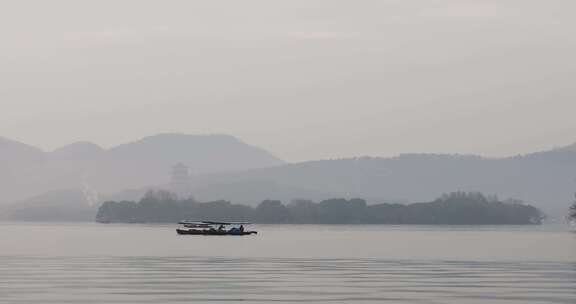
[176,221,257,236]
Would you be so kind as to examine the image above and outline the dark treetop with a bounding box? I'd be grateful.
[96,191,543,225]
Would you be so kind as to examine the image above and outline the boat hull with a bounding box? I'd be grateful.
[176,229,257,236]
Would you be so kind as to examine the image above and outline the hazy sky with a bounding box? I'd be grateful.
[1,1,575,162]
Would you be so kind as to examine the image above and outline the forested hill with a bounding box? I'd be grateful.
[0,134,285,205]
[5,135,576,220]
[194,148,576,216]
[96,191,543,225]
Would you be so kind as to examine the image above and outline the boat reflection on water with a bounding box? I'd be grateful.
[176,221,257,236]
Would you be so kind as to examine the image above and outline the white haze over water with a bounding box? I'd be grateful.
[1,1,576,161]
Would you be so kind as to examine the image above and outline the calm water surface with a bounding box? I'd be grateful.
[0,223,575,303]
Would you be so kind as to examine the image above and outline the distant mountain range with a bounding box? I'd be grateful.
[0,134,285,206]
[191,149,576,218]
[109,140,576,218]
[2,134,576,221]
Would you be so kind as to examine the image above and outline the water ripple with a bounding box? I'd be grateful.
[1,256,575,303]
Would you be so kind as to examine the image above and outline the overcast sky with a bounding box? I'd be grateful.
[1,0,575,162]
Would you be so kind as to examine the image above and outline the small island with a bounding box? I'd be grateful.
[96,191,544,225]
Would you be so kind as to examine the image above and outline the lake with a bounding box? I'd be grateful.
[0,223,574,303]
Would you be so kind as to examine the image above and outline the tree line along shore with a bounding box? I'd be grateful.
[96,191,544,225]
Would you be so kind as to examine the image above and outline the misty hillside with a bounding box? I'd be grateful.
[0,134,285,206]
[1,189,96,222]
[108,133,282,173]
[194,148,576,217]
[4,134,576,220]
[49,142,105,161]
[0,137,45,164]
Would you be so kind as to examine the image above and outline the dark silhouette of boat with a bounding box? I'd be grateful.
[176,221,257,236]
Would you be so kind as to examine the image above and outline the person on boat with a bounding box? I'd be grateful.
[239,225,245,233]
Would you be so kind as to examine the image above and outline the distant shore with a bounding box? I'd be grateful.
[96,191,544,225]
